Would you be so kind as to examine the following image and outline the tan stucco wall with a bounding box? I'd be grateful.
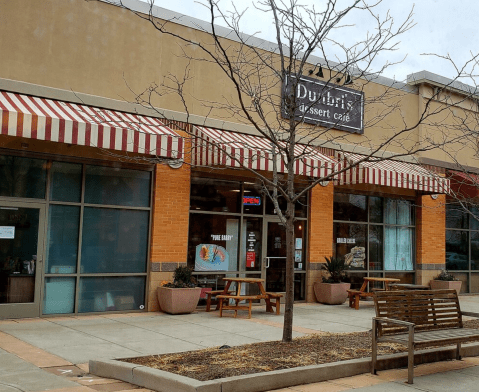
[1,0,477,168]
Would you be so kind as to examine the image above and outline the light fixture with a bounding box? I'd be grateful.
[344,73,353,85]
[308,64,324,78]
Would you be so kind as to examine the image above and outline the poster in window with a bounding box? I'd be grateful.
[295,238,302,249]
[0,226,15,239]
[294,250,302,262]
[195,244,229,271]
[344,246,365,269]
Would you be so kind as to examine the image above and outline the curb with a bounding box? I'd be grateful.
[90,343,479,392]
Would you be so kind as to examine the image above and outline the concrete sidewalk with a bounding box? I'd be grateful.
[0,298,478,392]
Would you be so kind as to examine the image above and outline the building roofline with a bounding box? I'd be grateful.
[407,70,479,97]
[102,0,418,94]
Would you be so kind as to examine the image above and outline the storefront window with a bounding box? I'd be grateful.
[43,277,75,314]
[190,178,240,213]
[333,193,415,273]
[264,191,308,217]
[369,197,383,223]
[84,166,150,207]
[333,223,367,270]
[445,203,479,291]
[333,193,367,222]
[369,225,383,270]
[80,208,149,273]
[446,230,469,270]
[188,214,239,272]
[78,276,145,313]
[46,205,80,274]
[50,162,82,202]
[43,162,151,314]
[446,204,468,229]
[0,156,47,199]
[384,227,413,270]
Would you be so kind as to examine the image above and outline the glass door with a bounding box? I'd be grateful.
[262,218,306,299]
[263,219,287,292]
[0,202,45,319]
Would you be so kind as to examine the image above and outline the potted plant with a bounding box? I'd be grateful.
[157,265,202,314]
[430,270,462,295]
[313,256,351,305]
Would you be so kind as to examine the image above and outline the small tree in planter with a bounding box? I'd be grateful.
[430,270,462,295]
[157,266,202,314]
[314,257,351,305]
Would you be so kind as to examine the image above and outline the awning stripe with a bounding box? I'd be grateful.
[0,90,183,159]
[336,152,449,193]
[193,126,338,178]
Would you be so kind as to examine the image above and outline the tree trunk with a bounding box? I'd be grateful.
[282,199,296,342]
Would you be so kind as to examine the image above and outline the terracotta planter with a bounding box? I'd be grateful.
[313,282,351,305]
[157,286,202,314]
[430,280,462,295]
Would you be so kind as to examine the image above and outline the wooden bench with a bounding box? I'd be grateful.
[347,289,374,310]
[204,290,233,312]
[372,289,479,384]
[217,294,268,318]
[265,292,283,315]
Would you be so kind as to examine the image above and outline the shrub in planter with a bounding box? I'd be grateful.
[313,256,351,305]
[430,270,462,295]
[157,266,202,314]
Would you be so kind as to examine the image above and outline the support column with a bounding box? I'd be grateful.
[148,163,191,311]
[307,182,334,302]
[416,194,446,286]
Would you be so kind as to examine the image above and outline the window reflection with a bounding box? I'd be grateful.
[80,208,149,273]
[0,156,47,199]
[190,178,240,213]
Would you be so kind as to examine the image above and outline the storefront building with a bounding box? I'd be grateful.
[0,0,477,318]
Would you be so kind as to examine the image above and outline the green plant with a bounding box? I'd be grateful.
[434,270,457,281]
[162,266,196,288]
[321,256,349,283]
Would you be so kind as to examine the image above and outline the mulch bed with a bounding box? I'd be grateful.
[121,319,479,381]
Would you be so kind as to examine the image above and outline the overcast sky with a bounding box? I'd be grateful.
[153,0,479,85]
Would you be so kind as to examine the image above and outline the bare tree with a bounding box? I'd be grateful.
[91,0,479,342]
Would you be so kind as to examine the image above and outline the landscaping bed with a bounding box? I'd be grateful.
[119,320,479,381]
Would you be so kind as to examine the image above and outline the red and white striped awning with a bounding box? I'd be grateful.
[193,126,337,178]
[0,90,183,159]
[447,170,479,199]
[336,152,449,193]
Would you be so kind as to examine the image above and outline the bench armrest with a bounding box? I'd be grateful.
[373,317,414,327]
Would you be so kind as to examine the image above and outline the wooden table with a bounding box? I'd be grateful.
[216,277,282,318]
[347,277,400,310]
[389,283,430,290]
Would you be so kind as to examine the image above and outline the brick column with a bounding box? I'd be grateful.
[307,182,334,302]
[416,194,446,286]
[148,163,191,311]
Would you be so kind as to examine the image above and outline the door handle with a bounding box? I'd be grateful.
[265,257,270,268]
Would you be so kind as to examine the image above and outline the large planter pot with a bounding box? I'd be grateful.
[313,282,351,305]
[157,286,202,314]
[430,280,462,295]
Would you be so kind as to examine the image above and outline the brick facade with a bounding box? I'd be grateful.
[148,163,191,311]
[307,182,334,302]
[415,194,446,285]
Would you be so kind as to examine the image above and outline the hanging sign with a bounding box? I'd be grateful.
[282,74,364,134]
